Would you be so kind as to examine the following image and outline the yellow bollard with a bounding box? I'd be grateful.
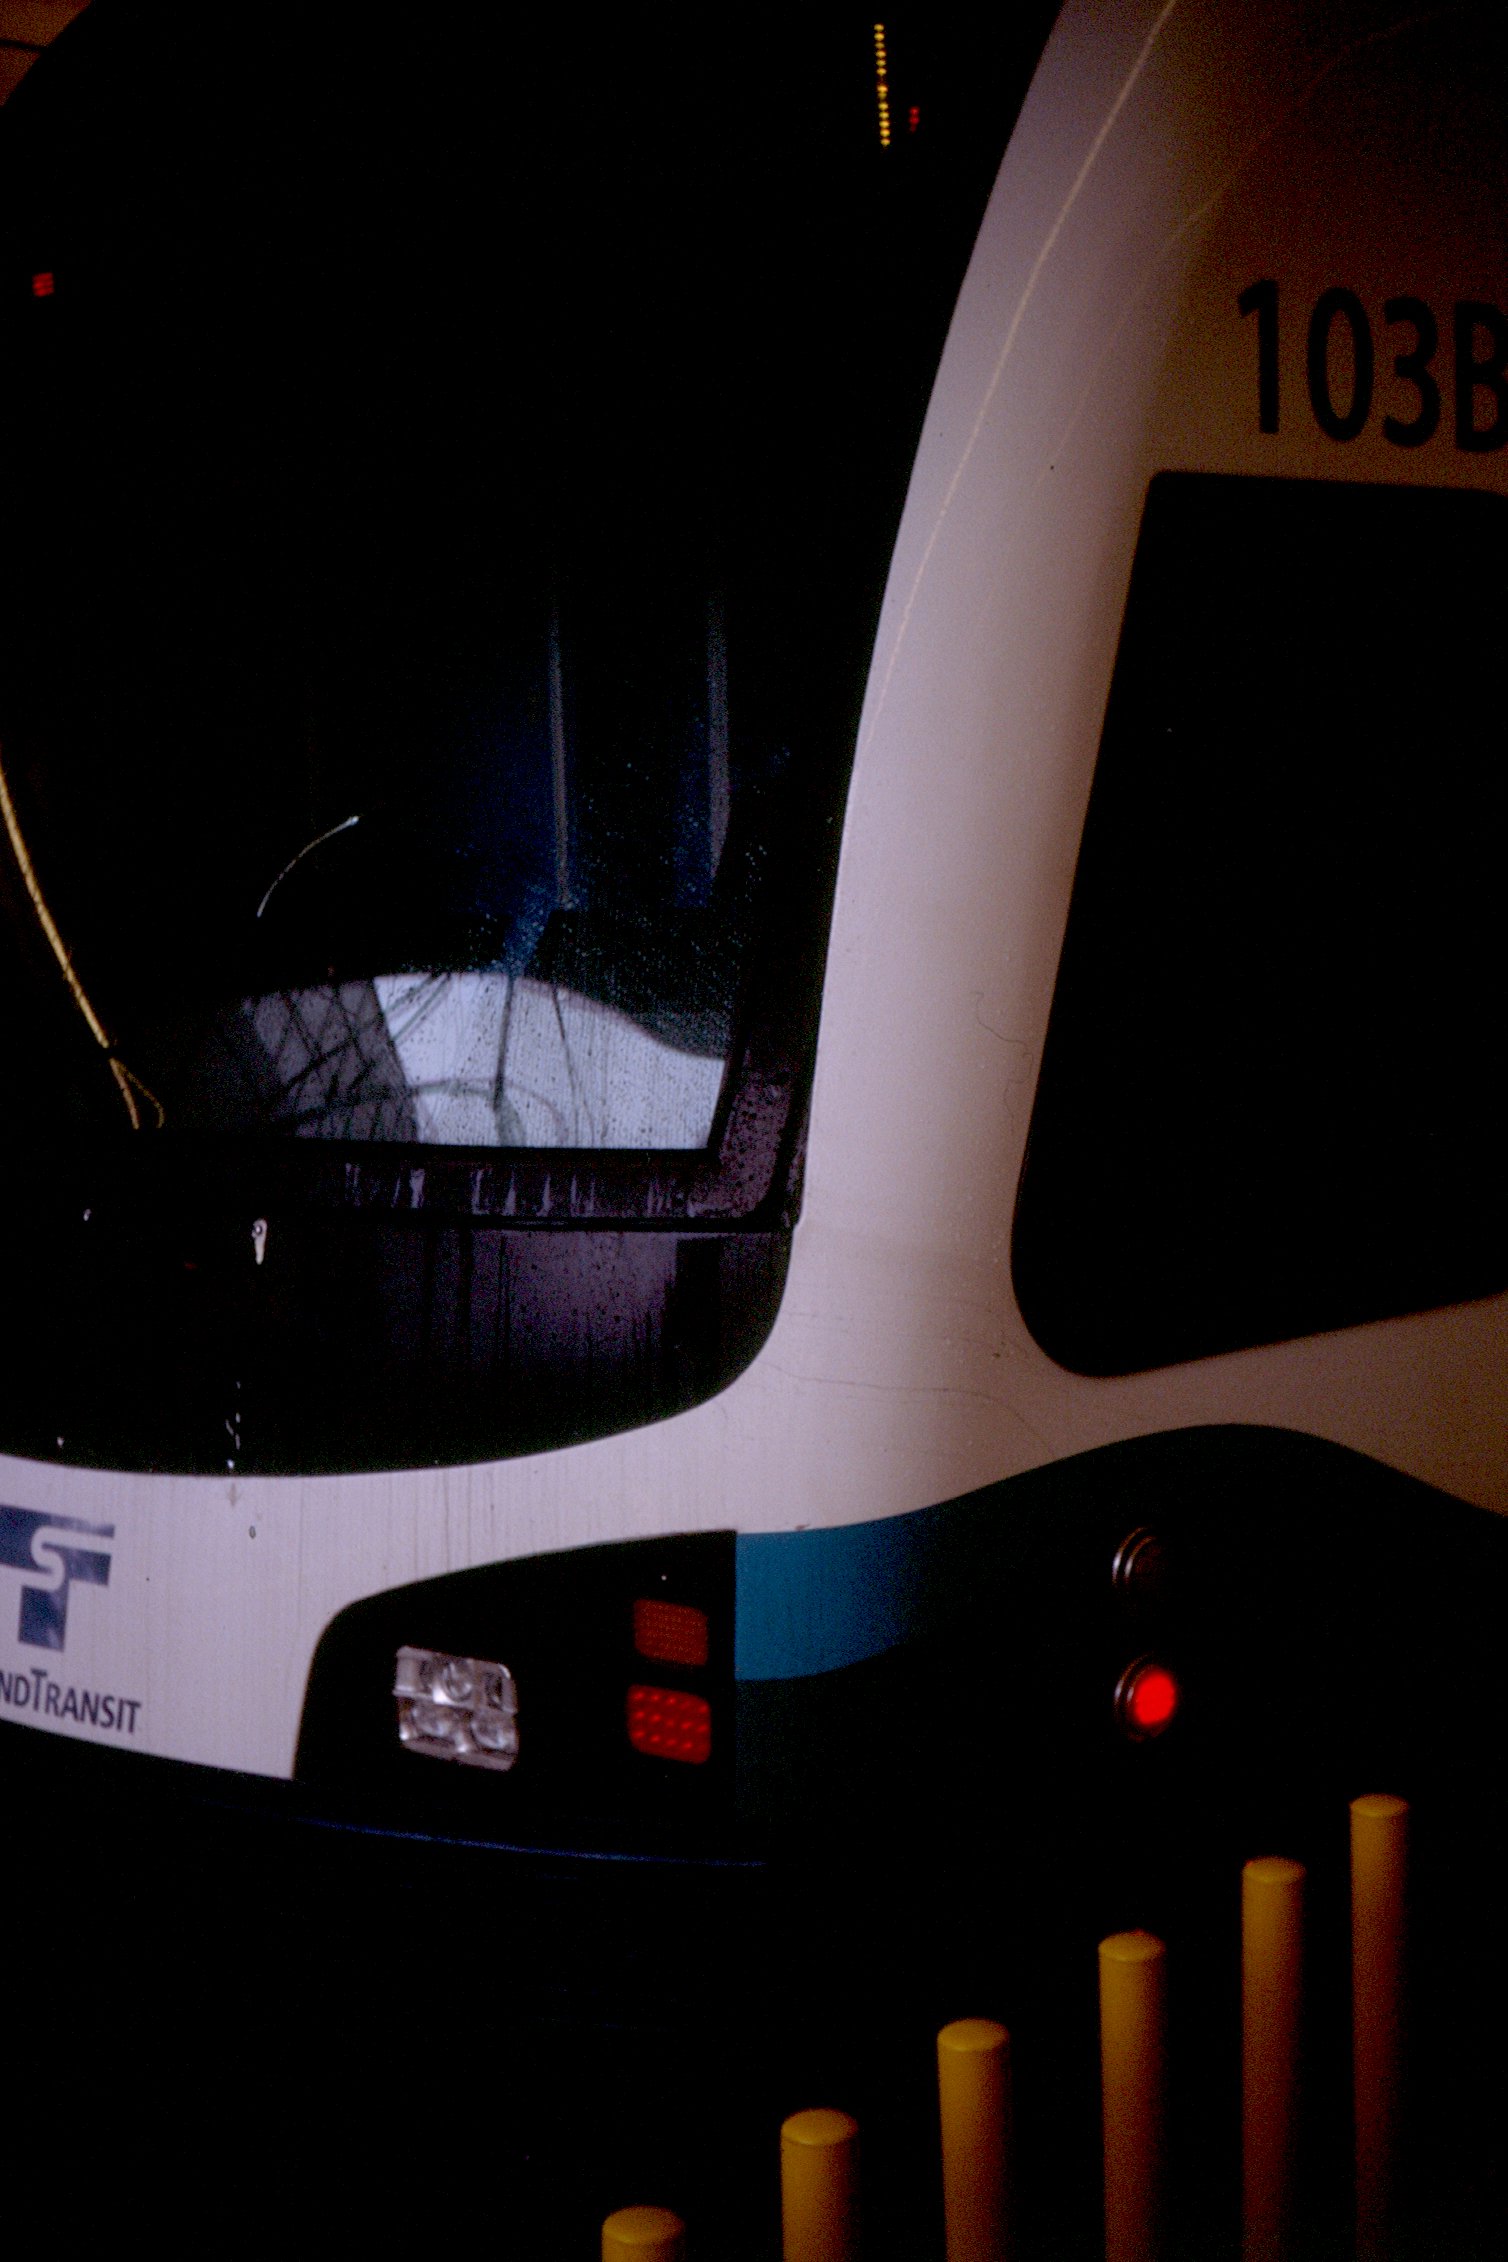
[1352,1794,1408,2261]
[781,2107,860,2262]
[938,2018,1013,2261]
[601,2206,687,2261]
[1242,1856,1306,2262]
[1099,1931,1168,2262]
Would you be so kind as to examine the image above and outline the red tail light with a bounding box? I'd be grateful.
[633,1597,710,1667]
[628,1684,712,1764]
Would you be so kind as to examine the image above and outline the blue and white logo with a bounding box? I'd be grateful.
[0,1507,114,1651]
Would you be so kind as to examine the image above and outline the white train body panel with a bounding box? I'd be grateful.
[2,0,1505,1778]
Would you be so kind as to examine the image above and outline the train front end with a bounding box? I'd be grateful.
[2,4,1506,2253]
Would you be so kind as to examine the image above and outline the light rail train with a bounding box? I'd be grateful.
[1,2,1505,2253]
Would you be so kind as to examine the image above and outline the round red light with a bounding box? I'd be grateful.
[1117,1659,1180,1739]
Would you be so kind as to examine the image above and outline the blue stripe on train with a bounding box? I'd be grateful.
[734,1503,953,1681]
[730,1427,1354,1681]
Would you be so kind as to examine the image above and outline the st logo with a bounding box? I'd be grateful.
[0,1507,114,1651]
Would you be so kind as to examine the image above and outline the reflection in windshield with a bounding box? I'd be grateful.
[198,974,724,1148]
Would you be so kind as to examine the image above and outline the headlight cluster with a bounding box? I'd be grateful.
[394,1645,519,1771]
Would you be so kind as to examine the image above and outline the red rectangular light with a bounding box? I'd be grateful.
[633,1597,709,1668]
[627,1683,711,1765]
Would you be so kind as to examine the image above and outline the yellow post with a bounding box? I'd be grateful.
[937,2018,1013,2261]
[1242,1856,1306,2262]
[781,2108,860,2262]
[1099,1931,1168,2262]
[602,2206,687,2261]
[1352,1794,1408,2261]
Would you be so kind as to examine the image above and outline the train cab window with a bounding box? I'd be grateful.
[1014,471,1508,1376]
[0,6,1056,1470]
[0,22,835,1164]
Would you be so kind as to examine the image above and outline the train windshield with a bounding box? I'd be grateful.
[0,8,1047,1156]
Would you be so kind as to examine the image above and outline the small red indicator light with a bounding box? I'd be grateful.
[1116,1658,1180,1740]
[633,1598,709,1668]
[908,105,920,133]
[31,272,55,299]
[628,1684,712,1765]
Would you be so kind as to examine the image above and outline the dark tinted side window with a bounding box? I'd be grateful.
[1015,472,1508,1375]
